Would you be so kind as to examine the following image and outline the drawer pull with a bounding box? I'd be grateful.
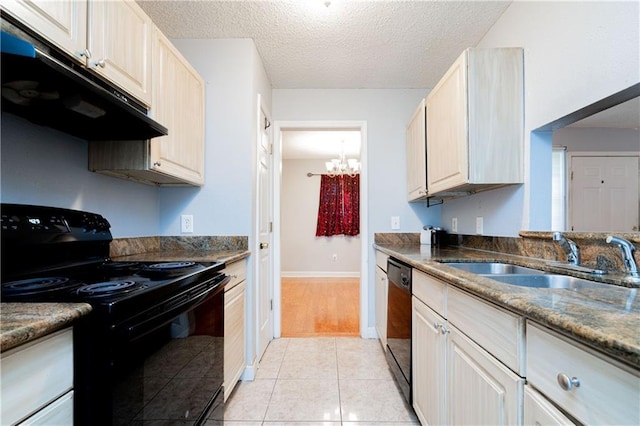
[557,373,580,391]
[433,322,442,330]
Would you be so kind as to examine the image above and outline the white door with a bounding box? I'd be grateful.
[257,104,273,361]
[570,155,639,232]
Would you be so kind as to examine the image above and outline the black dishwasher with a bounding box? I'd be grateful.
[385,257,412,404]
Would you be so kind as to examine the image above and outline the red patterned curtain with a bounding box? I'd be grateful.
[315,174,360,237]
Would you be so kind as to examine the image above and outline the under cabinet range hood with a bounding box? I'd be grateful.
[1,29,168,141]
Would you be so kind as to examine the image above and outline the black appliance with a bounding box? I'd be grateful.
[386,257,412,404]
[1,16,168,141]
[1,204,228,425]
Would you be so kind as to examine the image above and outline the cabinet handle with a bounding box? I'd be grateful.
[557,373,580,391]
[153,162,161,167]
[79,49,91,58]
[259,242,269,249]
[92,59,106,68]
[433,322,441,330]
[440,327,450,335]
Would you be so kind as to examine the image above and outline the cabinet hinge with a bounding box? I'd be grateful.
[269,221,273,233]
[270,299,273,311]
[570,170,574,180]
[269,143,273,155]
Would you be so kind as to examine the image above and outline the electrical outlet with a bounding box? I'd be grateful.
[451,217,458,233]
[391,216,400,230]
[332,254,338,262]
[181,215,194,233]
[476,217,483,235]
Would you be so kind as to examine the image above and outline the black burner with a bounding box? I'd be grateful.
[148,261,196,270]
[76,280,144,297]
[2,276,80,297]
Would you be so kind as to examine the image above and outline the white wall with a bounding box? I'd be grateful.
[440,1,640,234]
[553,127,640,153]
[281,159,361,276]
[0,113,160,237]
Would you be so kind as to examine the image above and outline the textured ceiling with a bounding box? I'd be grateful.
[136,0,512,89]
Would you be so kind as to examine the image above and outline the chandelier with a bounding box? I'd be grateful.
[325,141,360,177]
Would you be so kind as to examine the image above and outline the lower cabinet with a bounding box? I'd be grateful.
[412,296,446,426]
[1,328,74,425]
[412,270,524,425]
[375,250,389,349]
[526,322,640,425]
[447,325,523,426]
[223,260,247,401]
[523,385,576,426]
[375,265,388,348]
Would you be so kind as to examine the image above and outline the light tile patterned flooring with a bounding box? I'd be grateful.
[214,337,419,425]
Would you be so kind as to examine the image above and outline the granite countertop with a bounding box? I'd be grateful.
[0,303,92,352]
[111,249,250,265]
[374,243,640,369]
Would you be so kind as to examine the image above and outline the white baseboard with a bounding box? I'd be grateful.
[240,359,257,382]
[363,326,378,339]
[281,271,360,278]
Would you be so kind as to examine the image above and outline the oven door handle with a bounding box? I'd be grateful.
[125,275,229,341]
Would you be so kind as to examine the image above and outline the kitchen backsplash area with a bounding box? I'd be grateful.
[375,232,640,274]
[110,236,249,257]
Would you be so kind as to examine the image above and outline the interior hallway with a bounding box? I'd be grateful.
[216,337,419,425]
[281,277,360,337]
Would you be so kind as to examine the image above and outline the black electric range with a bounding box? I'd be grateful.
[1,203,227,425]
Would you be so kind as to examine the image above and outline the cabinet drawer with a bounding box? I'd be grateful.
[224,260,247,291]
[448,287,524,374]
[375,251,389,272]
[1,328,73,425]
[523,385,576,426]
[412,269,446,317]
[18,390,74,426]
[527,323,640,425]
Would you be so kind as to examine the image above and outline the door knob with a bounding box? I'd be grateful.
[259,242,269,249]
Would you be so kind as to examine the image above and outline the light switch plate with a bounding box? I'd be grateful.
[391,216,400,230]
[476,217,483,235]
[451,217,458,232]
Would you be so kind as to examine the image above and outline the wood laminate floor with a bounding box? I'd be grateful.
[281,277,360,337]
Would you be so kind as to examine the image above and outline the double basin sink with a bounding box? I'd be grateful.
[443,262,611,291]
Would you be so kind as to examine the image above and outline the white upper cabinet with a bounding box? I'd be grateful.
[1,0,88,63]
[148,26,204,185]
[406,98,428,201]
[86,0,152,106]
[426,47,524,197]
[88,25,205,186]
[3,0,152,107]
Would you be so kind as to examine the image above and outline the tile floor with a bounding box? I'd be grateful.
[210,337,419,425]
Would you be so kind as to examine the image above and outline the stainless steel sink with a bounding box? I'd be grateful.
[443,262,545,275]
[481,273,610,290]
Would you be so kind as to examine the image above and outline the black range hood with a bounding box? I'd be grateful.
[1,29,168,141]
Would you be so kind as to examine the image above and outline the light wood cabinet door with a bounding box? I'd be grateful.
[426,48,523,197]
[426,52,468,195]
[87,0,152,106]
[88,26,205,186]
[375,265,388,348]
[1,0,88,63]
[412,296,446,426]
[150,26,205,186]
[523,385,576,426]
[224,260,247,402]
[447,325,524,426]
[407,98,428,201]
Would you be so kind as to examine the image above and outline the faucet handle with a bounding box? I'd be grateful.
[606,235,639,278]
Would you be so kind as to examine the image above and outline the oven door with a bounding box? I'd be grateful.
[385,258,412,404]
[75,274,228,425]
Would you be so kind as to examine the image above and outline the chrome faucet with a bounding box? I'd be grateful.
[606,236,640,280]
[553,232,580,265]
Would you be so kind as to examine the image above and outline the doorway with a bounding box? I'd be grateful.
[273,121,368,339]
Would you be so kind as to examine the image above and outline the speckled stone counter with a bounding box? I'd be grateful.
[373,241,640,369]
[110,235,250,265]
[0,303,92,352]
